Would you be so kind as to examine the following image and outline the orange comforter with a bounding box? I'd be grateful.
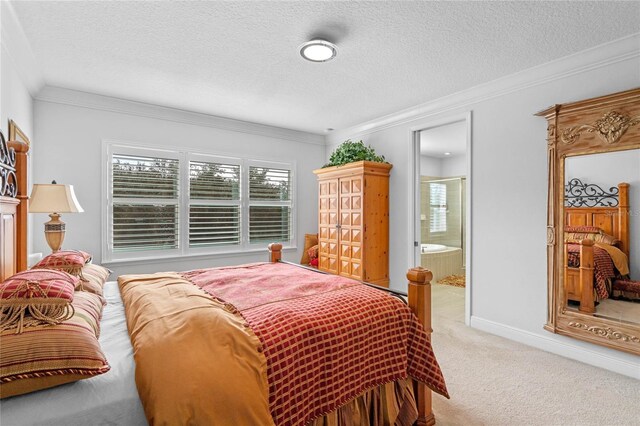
[118,272,274,425]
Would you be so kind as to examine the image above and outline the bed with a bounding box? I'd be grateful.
[563,179,631,313]
[0,128,448,425]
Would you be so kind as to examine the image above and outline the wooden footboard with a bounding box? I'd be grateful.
[564,239,595,314]
[268,243,436,425]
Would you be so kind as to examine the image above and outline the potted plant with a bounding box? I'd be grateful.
[323,139,387,168]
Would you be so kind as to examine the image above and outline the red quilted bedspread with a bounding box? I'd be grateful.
[566,244,614,300]
[182,262,448,426]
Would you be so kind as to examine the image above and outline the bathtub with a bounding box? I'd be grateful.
[421,243,447,253]
[420,244,463,282]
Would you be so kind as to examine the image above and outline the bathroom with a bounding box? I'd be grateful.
[419,121,467,286]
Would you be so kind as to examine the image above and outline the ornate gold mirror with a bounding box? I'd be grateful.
[537,88,640,355]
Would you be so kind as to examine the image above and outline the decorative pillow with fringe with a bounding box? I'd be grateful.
[31,250,92,277]
[564,226,621,247]
[0,269,78,333]
[0,290,110,399]
[77,263,111,297]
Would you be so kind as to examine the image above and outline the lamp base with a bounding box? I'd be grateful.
[44,213,65,252]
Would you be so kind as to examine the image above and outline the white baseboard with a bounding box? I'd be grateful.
[470,316,640,380]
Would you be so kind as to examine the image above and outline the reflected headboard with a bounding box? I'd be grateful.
[564,180,630,257]
[0,129,30,280]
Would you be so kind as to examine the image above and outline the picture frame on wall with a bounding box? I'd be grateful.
[8,119,30,146]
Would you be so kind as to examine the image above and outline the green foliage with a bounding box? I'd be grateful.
[323,140,386,168]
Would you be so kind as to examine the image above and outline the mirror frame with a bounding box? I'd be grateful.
[537,87,640,355]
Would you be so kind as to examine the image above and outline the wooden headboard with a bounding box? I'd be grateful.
[564,180,630,257]
[0,129,30,280]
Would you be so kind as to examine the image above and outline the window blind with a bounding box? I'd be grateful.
[249,166,292,243]
[249,167,291,201]
[106,144,295,260]
[188,161,241,247]
[111,154,180,252]
[429,182,447,233]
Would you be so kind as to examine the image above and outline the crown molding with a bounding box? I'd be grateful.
[35,86,326,146]
[329,33,640,143]
[0,1,45,96]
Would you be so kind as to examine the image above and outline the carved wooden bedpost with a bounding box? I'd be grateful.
[7,140,29,272]
[618,182,630,257]
[407,267,435,426]
[578,240,595,314]
[268,243,282,263]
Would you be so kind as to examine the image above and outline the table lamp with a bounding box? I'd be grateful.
[29,180,84,252]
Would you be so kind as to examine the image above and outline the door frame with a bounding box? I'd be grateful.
[407,111,472,325]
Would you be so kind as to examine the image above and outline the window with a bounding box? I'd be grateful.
[429,182,447,233]
[189,159,241,247]
[105,143,295,261]
[111,153,180,253]
[248,166,292,243]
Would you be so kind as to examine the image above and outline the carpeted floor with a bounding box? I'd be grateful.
[429,284,640,426]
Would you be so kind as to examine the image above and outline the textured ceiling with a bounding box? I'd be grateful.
[10,1,640,134]
[420,121,467,158]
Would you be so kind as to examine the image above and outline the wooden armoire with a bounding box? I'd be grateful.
[314,161,392,287]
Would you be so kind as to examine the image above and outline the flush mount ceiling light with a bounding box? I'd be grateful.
[299,39,338,62]
[444,152,452,156]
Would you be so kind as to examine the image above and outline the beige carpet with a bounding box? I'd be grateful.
[429,284,640,426]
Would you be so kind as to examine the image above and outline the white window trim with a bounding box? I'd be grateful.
[102,140,296,263]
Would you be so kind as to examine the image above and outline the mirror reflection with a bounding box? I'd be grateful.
[563,149,640,325]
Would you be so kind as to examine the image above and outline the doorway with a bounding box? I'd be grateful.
[412,114,471,324]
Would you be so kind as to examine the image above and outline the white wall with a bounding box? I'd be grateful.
[327,36,640,377]
[1,44,33,140]
[565,150,640,279]
[1,1,42,257]
[32,89,325,276]
[441,155,466,177]
[420,155,442,177]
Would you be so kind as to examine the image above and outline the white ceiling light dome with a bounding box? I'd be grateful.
[299,39,338,62]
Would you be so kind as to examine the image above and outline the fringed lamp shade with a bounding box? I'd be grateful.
[29,182,83,252]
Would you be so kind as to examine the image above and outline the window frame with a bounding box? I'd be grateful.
[102,141,296,263]
[428,182,447,234]
[247,159,295,247]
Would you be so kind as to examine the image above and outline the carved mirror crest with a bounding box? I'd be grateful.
[537,88,640,355]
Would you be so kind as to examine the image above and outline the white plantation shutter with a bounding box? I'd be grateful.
[189,160,241,247]
[429,182,447,233]
[105,143,295,261]
[111,153,180,252]
[249,166,292,243]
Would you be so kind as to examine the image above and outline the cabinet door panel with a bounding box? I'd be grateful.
[352,196,361,209]
[341,196,351,210]
[351,246,361,260]
[351,262,362,278]
[341,260,351,276]
[327,257,339,274]
[351,212,361,226]
[351,178,362,194]
[319,227,328,239]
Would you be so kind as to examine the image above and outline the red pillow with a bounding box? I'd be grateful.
[0,269,78,333]
[32,250,92,276]
[307,244,319,261]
